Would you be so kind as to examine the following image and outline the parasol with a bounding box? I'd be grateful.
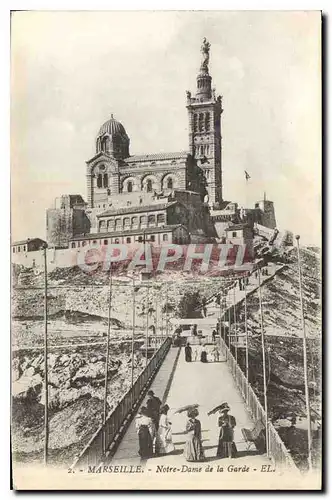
[175,404,199,414]
[207,401,230,416]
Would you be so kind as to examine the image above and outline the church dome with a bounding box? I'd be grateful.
[97,114,128,140]
[96,114,130,159]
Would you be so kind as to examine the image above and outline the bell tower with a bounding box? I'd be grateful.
[186,38,223,206]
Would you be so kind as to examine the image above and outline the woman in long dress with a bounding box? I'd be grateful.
[135,406,155,459]
[216,403,237,458]
[200,344,208,363]
[184,408,204,462]
[185,343,192,362]
[157,404,175,455]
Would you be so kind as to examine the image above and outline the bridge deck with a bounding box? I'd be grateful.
[111,343,268,470]
[110,263,286,469]
[111,345,180,464]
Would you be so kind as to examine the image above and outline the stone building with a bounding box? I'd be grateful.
[12,237,47,255]
[44,39,276,250]
[186,37,223,206]
[211,197,277,241]
[225,223,254,259]
[46,195,90,248]
[254,197,276,229]
[69,224,190,248]
[83,38,222,239]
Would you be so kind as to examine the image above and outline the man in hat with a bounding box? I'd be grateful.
[146,390,162,431]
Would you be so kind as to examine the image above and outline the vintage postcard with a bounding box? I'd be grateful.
[11,11,322,490]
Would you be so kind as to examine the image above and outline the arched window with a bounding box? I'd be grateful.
[115,218,122,231]
[114,238,120,244]
[146,179,153,192]
[107,219,114,230]
[163,233,168,241]
[148,214,155,227]
[126,237,131,244]
[140,215,147,226]
[127,181,133,193]
[167,178,173,189]
[97,174,102,188]
[103,174,108,188]
[157,213,165,225]
[132,216,138,228]
[198,113,204,132]
[99,220,106,232]
[124,217,130,228]
[102,136,110,152]
[205,112,210,131]
[193,114,198,132]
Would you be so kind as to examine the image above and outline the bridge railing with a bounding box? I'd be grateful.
[219,336,298,472]
[71,337,172,470]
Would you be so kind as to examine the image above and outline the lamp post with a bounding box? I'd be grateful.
[43,244,49,466]
[165,284,169,338]
[103,269,112,454]
[154,283,162,350]
[233,283,238,363]
[244,277,249,403]
[218,292,222,349]
[131,278,136,405]
[161,298,164,339]
[295,235,313,471]
[228,305,231,351]
[145,281,149,364]
[258,268,269,457]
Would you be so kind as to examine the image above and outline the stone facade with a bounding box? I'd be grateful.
[46,195,90,248]
[186,38,223,206]
[43,39,277,251]
[254,199,277,229]
[86,151,194,210]
[225,223,254,259]
[69,224,190,248]
[12,238,47,254]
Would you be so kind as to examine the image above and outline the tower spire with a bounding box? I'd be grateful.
[186,39,223,206]
[196,38,212,100]
[200,37,211,74]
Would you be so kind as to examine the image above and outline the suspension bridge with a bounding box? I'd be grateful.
[70,260,300,477]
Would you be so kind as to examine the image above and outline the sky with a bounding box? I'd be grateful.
[11,10,321,245]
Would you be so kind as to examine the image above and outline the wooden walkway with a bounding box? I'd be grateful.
[111,345,269,470]
[110,346,180,464]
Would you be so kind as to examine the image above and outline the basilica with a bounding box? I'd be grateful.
[46,39,275,251]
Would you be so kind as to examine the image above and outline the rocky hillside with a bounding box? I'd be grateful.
[12,343,145,466]
[12,264,223,330]
[234,247,321,469]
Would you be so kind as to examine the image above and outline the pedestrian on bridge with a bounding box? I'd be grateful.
[202,297,207,318]
[157,404,175,455]
[185,342,192,362]
[184,408,204,462]
[135,406,155,459]
[211,344,220,362]
[192,343,199,362]
[200,344,208,363]
[146,390,162,431]
[215,402,237,459]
